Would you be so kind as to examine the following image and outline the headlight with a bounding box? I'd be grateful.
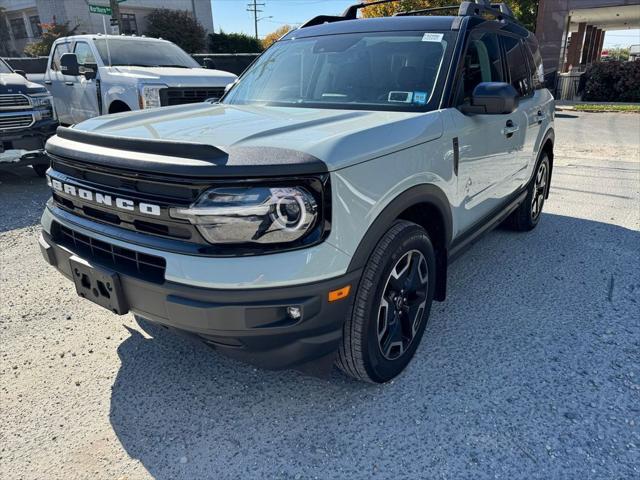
[31,95,56,120]
[170,185,319,245]
[31,95,53,108]
[138,84,167,109]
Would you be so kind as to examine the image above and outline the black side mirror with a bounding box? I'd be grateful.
[14,69,27,78]
[203,58,216,70]
[460,82,519,115]
[60,53,80,76]
[82,63,97,80]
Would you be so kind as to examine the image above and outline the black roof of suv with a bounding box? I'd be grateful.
[285,0,532,39]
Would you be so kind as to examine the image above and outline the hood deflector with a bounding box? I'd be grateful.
[56,126,227,162]
[51,126,328,178]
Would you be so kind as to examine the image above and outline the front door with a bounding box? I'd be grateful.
[451,31,526,234]
[46,41,73,125]
[68,41,100,124]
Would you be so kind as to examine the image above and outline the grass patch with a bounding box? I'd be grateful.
[572,104,640,113]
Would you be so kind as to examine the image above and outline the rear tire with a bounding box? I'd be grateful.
[336,220,436,383]
[507,153,550,231]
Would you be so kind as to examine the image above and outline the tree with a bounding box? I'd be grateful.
[24,22,77,57]
[145,9,206,53]
[361,0,539,32]
[207,31,264,54]
[604,47,630,62]
[262,25,294,49]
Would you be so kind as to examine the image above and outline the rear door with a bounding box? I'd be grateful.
[500,34,539,191]
[450,30,525,234]
[46,41,73,125]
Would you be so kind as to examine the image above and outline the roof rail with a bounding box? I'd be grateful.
[299,0,519,29]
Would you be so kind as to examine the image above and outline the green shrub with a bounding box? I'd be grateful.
[207,32,263,54]
[582,61,640,102]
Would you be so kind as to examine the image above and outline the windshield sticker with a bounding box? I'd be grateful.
[422,33,444,42]
[413,92,428,105]
[388,91,413,103]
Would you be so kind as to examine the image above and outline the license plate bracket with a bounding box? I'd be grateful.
[69,256,128,315]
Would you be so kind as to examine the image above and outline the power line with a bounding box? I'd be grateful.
[247,0,266,39]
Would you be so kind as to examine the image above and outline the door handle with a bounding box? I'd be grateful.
[44,80,52,85]
[64,81,74,86]
[502,120,519,137]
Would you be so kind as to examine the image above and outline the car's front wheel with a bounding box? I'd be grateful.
[336,220,436,383]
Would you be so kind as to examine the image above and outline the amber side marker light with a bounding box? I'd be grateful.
[328,285,351,302]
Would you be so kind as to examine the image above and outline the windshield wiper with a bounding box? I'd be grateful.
[155,64,191,69]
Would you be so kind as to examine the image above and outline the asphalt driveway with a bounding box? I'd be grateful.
[1,111,638,479]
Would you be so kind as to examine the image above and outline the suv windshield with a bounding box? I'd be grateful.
[0,59,12,74]
[93,39,199,68]
[224,31,454,111]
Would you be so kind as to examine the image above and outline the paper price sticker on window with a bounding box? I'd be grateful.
[422,33,444,42]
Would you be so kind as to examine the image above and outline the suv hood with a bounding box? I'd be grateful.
[65,103,443,172]
[106,66,237,86]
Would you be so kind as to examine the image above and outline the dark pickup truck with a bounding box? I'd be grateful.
[1,58,57,176]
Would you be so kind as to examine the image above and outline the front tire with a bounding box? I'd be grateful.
[508,153,551,231]
[336,220,436,383]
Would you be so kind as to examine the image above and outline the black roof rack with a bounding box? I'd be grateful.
[300,0,519,29]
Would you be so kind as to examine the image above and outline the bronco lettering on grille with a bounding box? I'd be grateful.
[48,177,161,216]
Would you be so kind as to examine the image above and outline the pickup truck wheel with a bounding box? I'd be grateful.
[32,164,49,177]
[336,220,436,383]
[508,153,551,231]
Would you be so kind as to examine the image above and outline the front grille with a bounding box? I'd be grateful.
[162,87,226,106]
[52,222,166,283]
[0,114,34,130]
[49,154,206,244]
[0,94,30,110]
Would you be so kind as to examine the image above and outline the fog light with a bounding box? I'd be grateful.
[287,306,302,320]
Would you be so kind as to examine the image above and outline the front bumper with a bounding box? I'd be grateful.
[39,227,360,372]
[1,120,58,167]
[0,119,58,151]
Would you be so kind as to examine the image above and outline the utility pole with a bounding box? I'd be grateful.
[247,0,265,39]
[109,0,122,34]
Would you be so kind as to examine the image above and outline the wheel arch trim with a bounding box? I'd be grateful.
[347,184,452,272]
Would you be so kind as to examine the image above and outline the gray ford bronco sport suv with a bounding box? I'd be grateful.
[39,0,554,383]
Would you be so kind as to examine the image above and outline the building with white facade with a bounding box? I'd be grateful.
[1,0,214,56]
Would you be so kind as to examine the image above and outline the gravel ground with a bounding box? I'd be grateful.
[1,112,639,480]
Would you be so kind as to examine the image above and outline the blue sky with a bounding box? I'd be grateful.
[210,0,640,47]
[210,0,355,38]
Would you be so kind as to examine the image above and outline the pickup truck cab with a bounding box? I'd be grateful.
[40,35,237,125]
[0,58,57,176]
[40,1,555,383]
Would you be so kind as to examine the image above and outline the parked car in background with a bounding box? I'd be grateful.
[31,35,237,125]
[0,58,57,177]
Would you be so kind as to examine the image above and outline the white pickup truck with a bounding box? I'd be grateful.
[33,35,237,125]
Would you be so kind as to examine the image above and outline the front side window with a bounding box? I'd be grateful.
[456,31,503,105]
[74,42,96,65]
[224,31,455,112]
[51,43,71,71]
[502,35,532,96]
[93,39,199,68]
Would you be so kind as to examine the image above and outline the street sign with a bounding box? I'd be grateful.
[89,5,111,15]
